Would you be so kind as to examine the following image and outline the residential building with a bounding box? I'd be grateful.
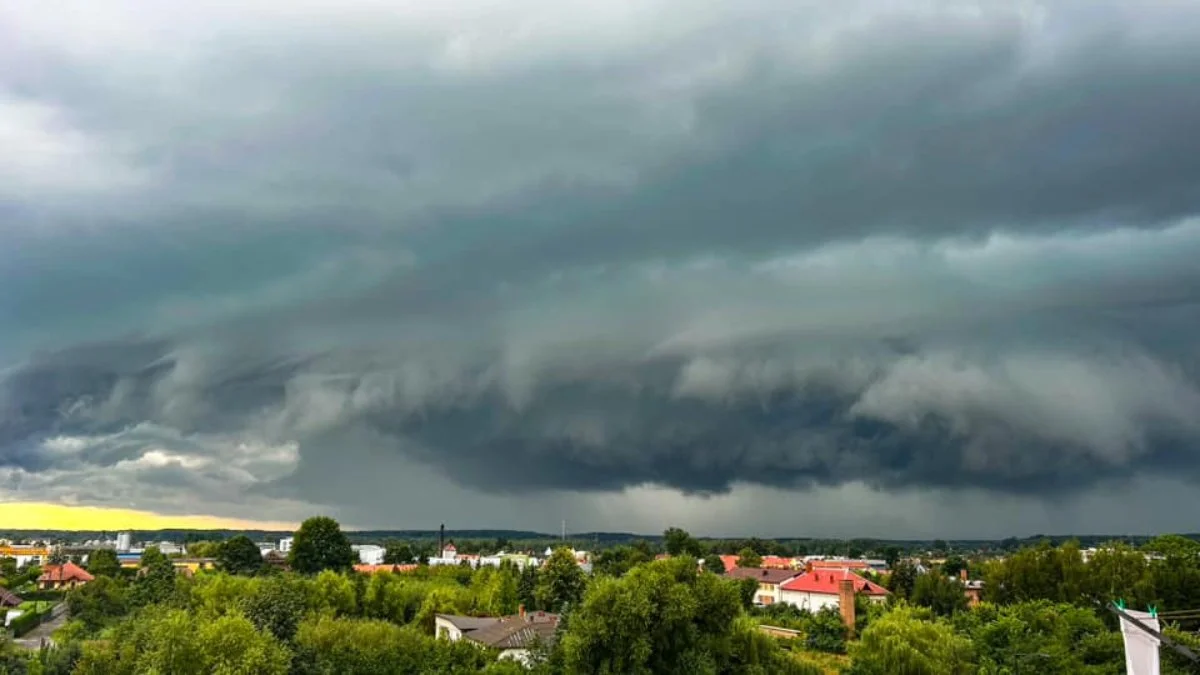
[958,570,984,607]
[778,568,889,612]
[37,562,95,590]
[256,542,278,557]
[263,550,289,571]
[0,587,23,608]
[726,567,801,605]
[116,532,132,552]
[279,537,294,554]
[352,544,386,565]
[0,545,51,568]
[435,609,560,665]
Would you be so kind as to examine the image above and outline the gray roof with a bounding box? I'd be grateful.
[435,614,499,632]
[465,613,560,649]
[0,587,23,607]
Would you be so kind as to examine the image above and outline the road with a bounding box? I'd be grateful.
[12,603,68,650]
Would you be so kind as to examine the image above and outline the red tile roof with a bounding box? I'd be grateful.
[719,555,739,573]
[37,562,95,584]
[761,556,798,569]
[726,567,801,585]
[810,559,870,571]
[781,569,888,596]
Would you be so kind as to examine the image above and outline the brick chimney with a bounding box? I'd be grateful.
[519,604,526,619]
[838,579,855,637]
[805,560,813,574]
[959,568,968,582]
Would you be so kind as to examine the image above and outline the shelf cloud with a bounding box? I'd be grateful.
[3,0,1200,536]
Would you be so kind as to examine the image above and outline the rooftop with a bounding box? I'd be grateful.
[781,569,889,596]
[726,567,801,584]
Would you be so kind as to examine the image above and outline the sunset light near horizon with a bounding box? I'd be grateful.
[0,502,298,531]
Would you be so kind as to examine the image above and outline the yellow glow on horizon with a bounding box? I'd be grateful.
[0,502,297,531]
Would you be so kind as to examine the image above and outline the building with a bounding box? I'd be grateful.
[778,568,889,612]
[958,569,984,607]
[726,567,802,606]
[351,544,386,565]
[354,563,418,574]
[116,532,133,552]
[256,542,278,556]
[37,562,95,590]
[263,550,289,571]
[0,587,24,608]
[279,537,294,554]
[435,609,560,665]
[0,545,51,568]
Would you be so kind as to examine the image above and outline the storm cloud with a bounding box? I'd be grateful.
[3,0,1200,536]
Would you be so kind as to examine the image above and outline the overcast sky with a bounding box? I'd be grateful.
[3,0,1200,538]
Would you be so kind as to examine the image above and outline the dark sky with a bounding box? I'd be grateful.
[3,0,1200,537]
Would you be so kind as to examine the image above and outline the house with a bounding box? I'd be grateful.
[436,609,560,665]
[778,568,889,612]
[353,563,418,574]
[0,587,23,608]
[726,567,802,605]
[279,537,294,554]
[717,555,740,573]
[263,550,289,570]
[958,569,984,607]
[37,562,95,590]
[761,556,799,570]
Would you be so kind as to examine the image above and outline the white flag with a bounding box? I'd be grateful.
[1120,609,1161,675]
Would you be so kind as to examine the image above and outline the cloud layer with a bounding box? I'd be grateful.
[3,0,1200,535]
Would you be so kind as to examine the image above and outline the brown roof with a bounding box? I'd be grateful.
[726,567,800,585]
[37,562,95,583]
[464,613,560,649]
[0,587,23,607]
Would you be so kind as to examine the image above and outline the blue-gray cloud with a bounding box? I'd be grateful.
[3,0,1200,534]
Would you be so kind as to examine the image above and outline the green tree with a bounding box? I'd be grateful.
[288,516,355,575]
[911,572,968,617]
[888,560,918,600]
[941,555,967,579]
[383,541,414,565]
[982,541,1086,605]
[218,535,266,576]
[130,546,178,608]
[735,547,762,568]
[1143,534,1200,559]
[953,600,1123,673]
[67,575,129,632]
[87,548,122,578]
[931,540,949,555]
[290,615,490,675]
[663,527,701,558]
[535,548,587,612]
[592,546,652,577]
[562,557,813,674]
[48,550,68,565]
[518,564,539,609]
[241,574,308,642]
[702,554,726,575]
[848,606,975,675]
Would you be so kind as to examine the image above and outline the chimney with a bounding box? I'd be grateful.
[838,579,855,637]
[519,604,526,619]
[805,560,813,574]
[959,568,968,582]
[762,569,768,577]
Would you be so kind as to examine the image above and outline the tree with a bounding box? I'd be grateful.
[218,535,265,576]
[67,575,129,631]
[848,606,975,675]
[736,547,762,568]
[593,546,652,577]
[882,546,902,570]
[562,557,815,674]
[242,575,308,642]
[130,546,178,608]
[663,527,701,558]
[288,516,355,575]
[941,555,967,579]
[87,549,122,578]
[702,554,726,575]
[911,572,968,617]
[931,540,949,555]
[1143,534,1200,560]
[535,548,587,612]
[517,564,538,609]
[49,550,68,565]
[887,560,918,600]
[383,541,414,565]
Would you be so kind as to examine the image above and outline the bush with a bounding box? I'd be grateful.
[17,591,64,603]
[10,608,45,637]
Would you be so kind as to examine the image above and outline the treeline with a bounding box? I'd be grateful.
[0,518,819,675]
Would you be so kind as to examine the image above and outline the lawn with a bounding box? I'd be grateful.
[16,601,54,614]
